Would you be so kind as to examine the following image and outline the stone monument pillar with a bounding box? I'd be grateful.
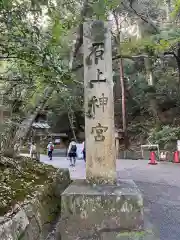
[57,20,148,240]
[83,20,116,184]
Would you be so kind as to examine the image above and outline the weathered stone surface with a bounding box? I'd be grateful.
[23,203,36,219]
[58,179,144,240]
[27,217,40,240]
[0,168,71,240]
[0,209,29,239]
[101,216,160,240]
[84,20,116,184]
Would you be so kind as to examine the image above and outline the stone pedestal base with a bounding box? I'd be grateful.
[56,179,147,240]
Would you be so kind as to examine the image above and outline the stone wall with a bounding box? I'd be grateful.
[0,168,71,240]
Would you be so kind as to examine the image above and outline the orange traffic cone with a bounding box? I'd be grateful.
[173,151,180,163]
[148,151,158,165]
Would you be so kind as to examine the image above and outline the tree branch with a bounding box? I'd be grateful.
[69,0,93,69]
[113,54,148,61]
[72,0,92,58]
[164,51,179,61]
[122,1,159,33]
[72,54,149,71]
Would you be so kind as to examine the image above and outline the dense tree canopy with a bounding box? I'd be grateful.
[1,0,180,152]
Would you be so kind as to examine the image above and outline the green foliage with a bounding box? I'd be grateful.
[0,0,81,148]
[148,126,180,148]
[92,0,121,19]
[117,230,153,238]
[47,85,84,133]
[171,0,180,17]
[0,0,180,148]
[0,156,58,215]
[121,37,155,55]
[121,28,180,56]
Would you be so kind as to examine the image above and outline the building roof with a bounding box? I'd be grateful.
[32,122,50,129]
[50,133,68,137]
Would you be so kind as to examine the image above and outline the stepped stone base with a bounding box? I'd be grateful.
[56,179,145,240]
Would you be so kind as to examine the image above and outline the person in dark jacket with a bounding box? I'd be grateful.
[82,141,86,162]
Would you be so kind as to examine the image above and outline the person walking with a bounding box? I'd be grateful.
[67,139,77,167]
[30,142,37,160]
[82,141,86,162]
[47,141,54,160]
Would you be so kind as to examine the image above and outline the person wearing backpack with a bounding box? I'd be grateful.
[47,141,54,160]
[67,139,77,167]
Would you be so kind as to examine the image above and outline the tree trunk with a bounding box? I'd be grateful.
[164,0,172,21]
[35,136,41,161]
[0,106,3,160]
[0,87,54,157]
[144,57,165,123]
[67,109,77,141]
[3,124,18,158]
[119,58,129,149]
[113,11,129,149]
[13,87,54,145]
[144,57,154,86]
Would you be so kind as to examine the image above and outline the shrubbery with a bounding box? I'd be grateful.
[148,126,180,150]
[0,156,58,216]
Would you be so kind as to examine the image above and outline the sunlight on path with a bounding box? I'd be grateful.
[40,155,86,180]
[21,153,180,186]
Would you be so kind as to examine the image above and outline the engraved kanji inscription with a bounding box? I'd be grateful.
[91,123,108,142]
[87,96,99,117]
[87,93,108,117]
[99,93,108,112]
[85,42,104,66]
[89,69,106,88]
[93,42,104,65]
